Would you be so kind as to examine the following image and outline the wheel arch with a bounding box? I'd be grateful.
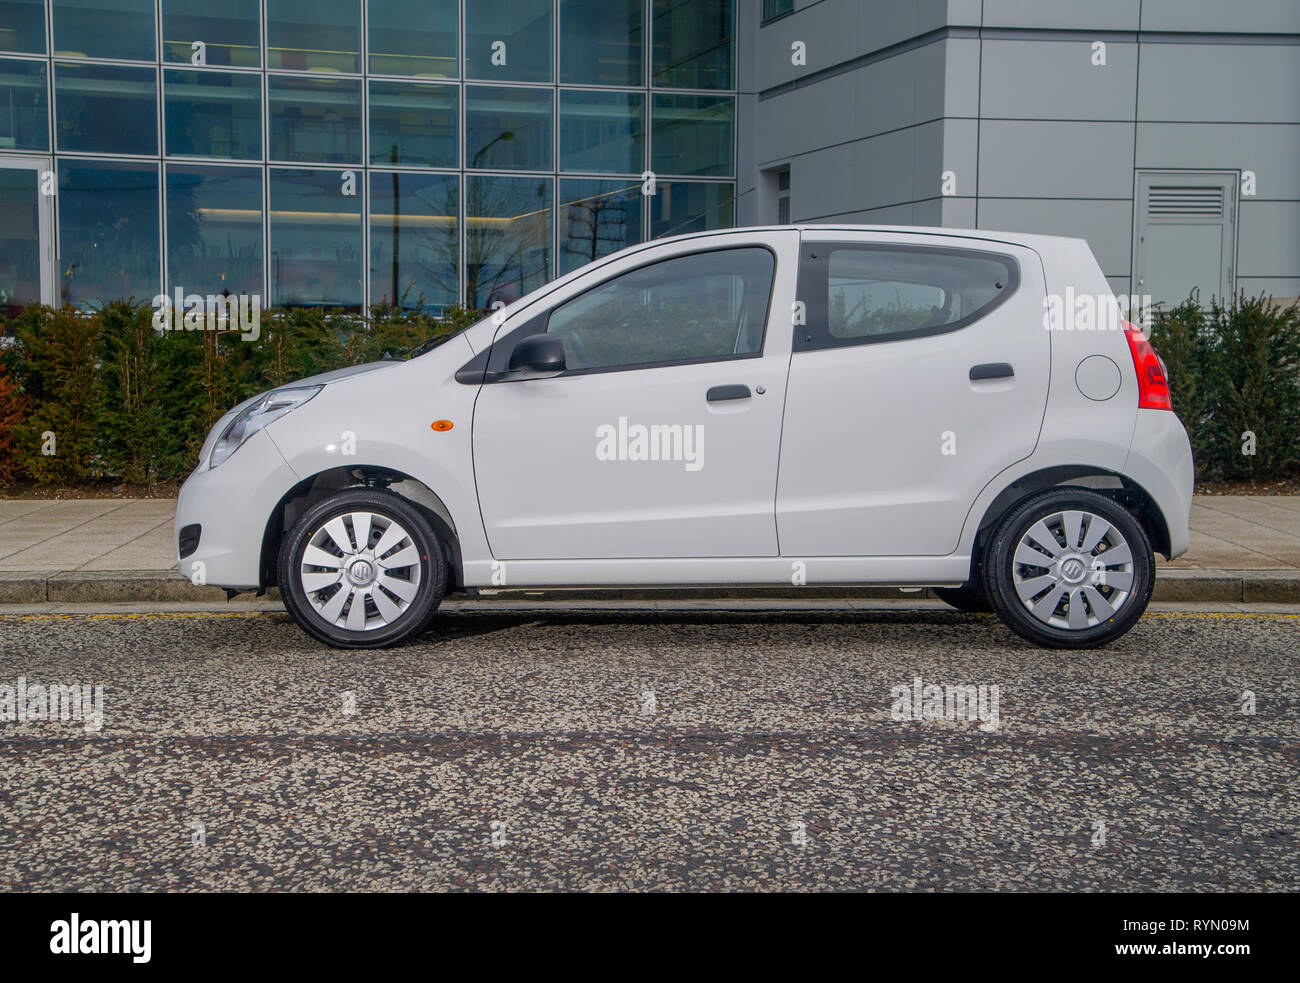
[969,465,1173,574]
[258,465,465,592]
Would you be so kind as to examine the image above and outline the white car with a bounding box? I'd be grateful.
[176,225,1193,650]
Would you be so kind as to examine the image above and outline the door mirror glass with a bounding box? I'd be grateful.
[508,333,567,377]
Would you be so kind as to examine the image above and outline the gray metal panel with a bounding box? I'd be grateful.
[1136,123,1300,200]
[801,202,920,225]
[937,117,978,197]
[981,0,1140,31]
[977,197,1133,275]
[978,120,1135,198]
[789,143,860,218]
[1237,199,1300,278]
[943,38,981,118]
[1138,44,1300,123]
[1236,277,1300,305]
[939,195,976,227]
[1105,275,1132,297]
[1133,170,1237,306]
[757,0,864,91]
[755,73,857,163]
[1139,0,1300,33]
[979,40,1138,120]
[851,126,925,212]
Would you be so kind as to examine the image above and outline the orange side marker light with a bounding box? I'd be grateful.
[431,420,454,432]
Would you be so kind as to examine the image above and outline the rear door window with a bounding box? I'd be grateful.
[796,243,1019,351]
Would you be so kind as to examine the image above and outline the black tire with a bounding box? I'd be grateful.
[933,558,993,613]
[278,488,447,648]
[985,487,1154,649]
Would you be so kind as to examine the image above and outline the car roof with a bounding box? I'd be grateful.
[649,223,1087,254]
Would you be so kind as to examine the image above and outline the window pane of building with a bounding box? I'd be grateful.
[56,62,157,155]
[651,93,733,177]
[0,167,42,316]
[465,0,551,83]
[465,85,552,171]
[0,58,47,150]
[369,171,458,310]
[269,75,362,164]
[59,159,159,306]
[266,0,359,73]
[269,168,362,309]
[0,0,47,54]
[52,0,155,61]
[165,163,262,296]
[762,0,794,21]
[165,69,261,160]
[162,0,261,68]
[560,0,642,86]
[650,180,732,238]
[369,81,456,167]
[465,175,550,308]
[368,0,457,78]
[651,0,733,90]
[560,90,643,175]
[559,179,643,275]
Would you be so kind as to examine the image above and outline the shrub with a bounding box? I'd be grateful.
[0,302,482,489]
[1151,292,1300,481]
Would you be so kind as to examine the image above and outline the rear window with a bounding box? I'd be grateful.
[796,243,1019,351]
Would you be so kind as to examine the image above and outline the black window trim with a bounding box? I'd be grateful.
[794,241,1021,353]
[457,243,780,383]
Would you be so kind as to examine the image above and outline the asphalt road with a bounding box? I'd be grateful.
[0,607,1295,891]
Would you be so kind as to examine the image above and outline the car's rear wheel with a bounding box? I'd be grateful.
[985,488,1154,649]
[278,488,447,648]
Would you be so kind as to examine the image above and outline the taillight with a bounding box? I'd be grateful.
[1123,321,1172,410]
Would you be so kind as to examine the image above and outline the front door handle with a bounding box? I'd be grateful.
[969,362,1014,381]
[707,384,751,402]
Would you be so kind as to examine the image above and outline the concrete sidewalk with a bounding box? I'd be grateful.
[1,496,1299,604]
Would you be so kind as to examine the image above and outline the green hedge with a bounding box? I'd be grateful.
[0,302,482,487]
[1149,292,1300,482]
[2,291,1297,489]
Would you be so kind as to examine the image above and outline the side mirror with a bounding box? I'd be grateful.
[507,333,566,378]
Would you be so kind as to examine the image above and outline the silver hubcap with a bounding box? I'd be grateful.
[1012,509,1135,630]
[299,511,422,631]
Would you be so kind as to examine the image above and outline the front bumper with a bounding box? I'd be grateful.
[174,429,299,589]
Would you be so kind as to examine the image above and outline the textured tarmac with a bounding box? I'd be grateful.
[0,608,1296,891]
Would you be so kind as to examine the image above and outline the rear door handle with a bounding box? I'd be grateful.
[970,362,1014,381]
[707,384,751,402]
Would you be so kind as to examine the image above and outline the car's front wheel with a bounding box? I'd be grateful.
[985,488,1154,649]
[278,489,447,648]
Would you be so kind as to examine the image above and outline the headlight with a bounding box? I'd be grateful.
[209,386,322,469]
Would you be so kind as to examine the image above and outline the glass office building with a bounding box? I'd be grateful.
[0,0,737,315]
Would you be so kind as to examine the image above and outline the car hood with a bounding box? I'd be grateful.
[286,359,402,388]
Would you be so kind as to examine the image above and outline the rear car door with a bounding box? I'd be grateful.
[471,230,799,560]
[776,231,1050,557]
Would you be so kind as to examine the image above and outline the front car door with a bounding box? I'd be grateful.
[470,229,799,560]
[776,230,1050,557]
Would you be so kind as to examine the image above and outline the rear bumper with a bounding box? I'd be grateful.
[174,430,298,589]
[1123,409,1194,559]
